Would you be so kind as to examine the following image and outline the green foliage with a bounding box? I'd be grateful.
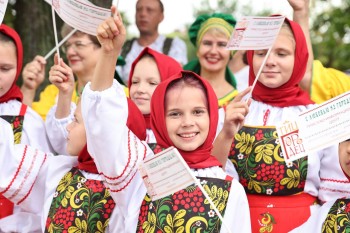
[311,0,350,71]
[193,0,237,17]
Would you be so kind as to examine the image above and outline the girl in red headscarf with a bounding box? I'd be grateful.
[0,23,146,232]
[80,6,251,232]
[127,47,181,150]
[0,24,52,226]
[225,17,341,232]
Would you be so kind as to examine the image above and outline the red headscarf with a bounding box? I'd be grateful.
[150,70,222,169]
[78,98,146,173]
[0,24,23,103]
[128,47,182,129]
[246,17,313,107]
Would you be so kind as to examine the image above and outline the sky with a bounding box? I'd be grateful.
[113,0,342,36]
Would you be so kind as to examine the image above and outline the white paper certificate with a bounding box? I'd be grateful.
[277,91,350,163]
[138,147,196,201]
[226,15,285,50]
[298,91,350,152]
[0,0,8,25]
[52,0,111,36]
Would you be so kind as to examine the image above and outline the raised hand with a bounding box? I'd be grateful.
[49,53,74,96]
[287,0,309,12]
[22,55,46,91]
[222,87,252,138]
[21,55,47,106]
[96,6,126,54]
[288,0,313,93]
[212,87,252,167]
[91,6,126,91]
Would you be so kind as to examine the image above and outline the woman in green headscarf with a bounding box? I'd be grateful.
[184,13,238,108]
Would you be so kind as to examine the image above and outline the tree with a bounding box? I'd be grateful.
[3,0,114,98]
[311,0,350,71]
[193,0,238,17]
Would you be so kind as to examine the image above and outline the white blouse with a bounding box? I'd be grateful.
[0,100,52,152]
[81,80,252,233]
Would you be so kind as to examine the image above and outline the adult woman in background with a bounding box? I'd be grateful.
[184,13,238,109]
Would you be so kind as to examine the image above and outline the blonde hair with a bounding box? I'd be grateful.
[202,27,229,40]
[280,22,296,49]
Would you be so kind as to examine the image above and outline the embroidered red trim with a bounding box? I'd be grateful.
[101,130,132,180]
[9,149,39,199]
[320,178,350,183]
[263,109,270,126]
[0,145,28,195]
[99,130,147,192]
[109,170,139,193]
[320,187,350,195]
[17,154,47,204]
[103,134,139,186]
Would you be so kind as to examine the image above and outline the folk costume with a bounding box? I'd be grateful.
[291,168,350,233]
[0,97,145,232]
[0,24,51,226]
[82,70,251,232]
[227,17,336,232]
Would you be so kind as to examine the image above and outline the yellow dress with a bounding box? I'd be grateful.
[311,60,350,104]
[32,83,129,121]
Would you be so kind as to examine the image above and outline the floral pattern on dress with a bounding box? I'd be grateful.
[1,115,24,144]
[322,199,350,233]
[137,177,231,233]
[148,143,164,154]
[258,212,276,233]
[229,126,308,195]
[0,114,25,218]
[45,167,115,233]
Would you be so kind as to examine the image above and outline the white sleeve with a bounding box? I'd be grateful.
[318,144,350,202]
[225,159,239,180]
[222,179,252,233]
[45,103,76,155]
[0,118,49,214]
[81,80,153,206]
[21,107,53,153]
[168,37,188,65]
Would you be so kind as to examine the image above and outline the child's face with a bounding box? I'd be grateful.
[130,57,161,115]
[0,43,17,97]
[66,103,87,156]
[339,140,350,177]
[253,29,295,89]
[197,32,230,74]
[165,85,209,151]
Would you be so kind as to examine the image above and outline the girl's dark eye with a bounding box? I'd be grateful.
[168,112,180,118]
[193,109,205,115]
